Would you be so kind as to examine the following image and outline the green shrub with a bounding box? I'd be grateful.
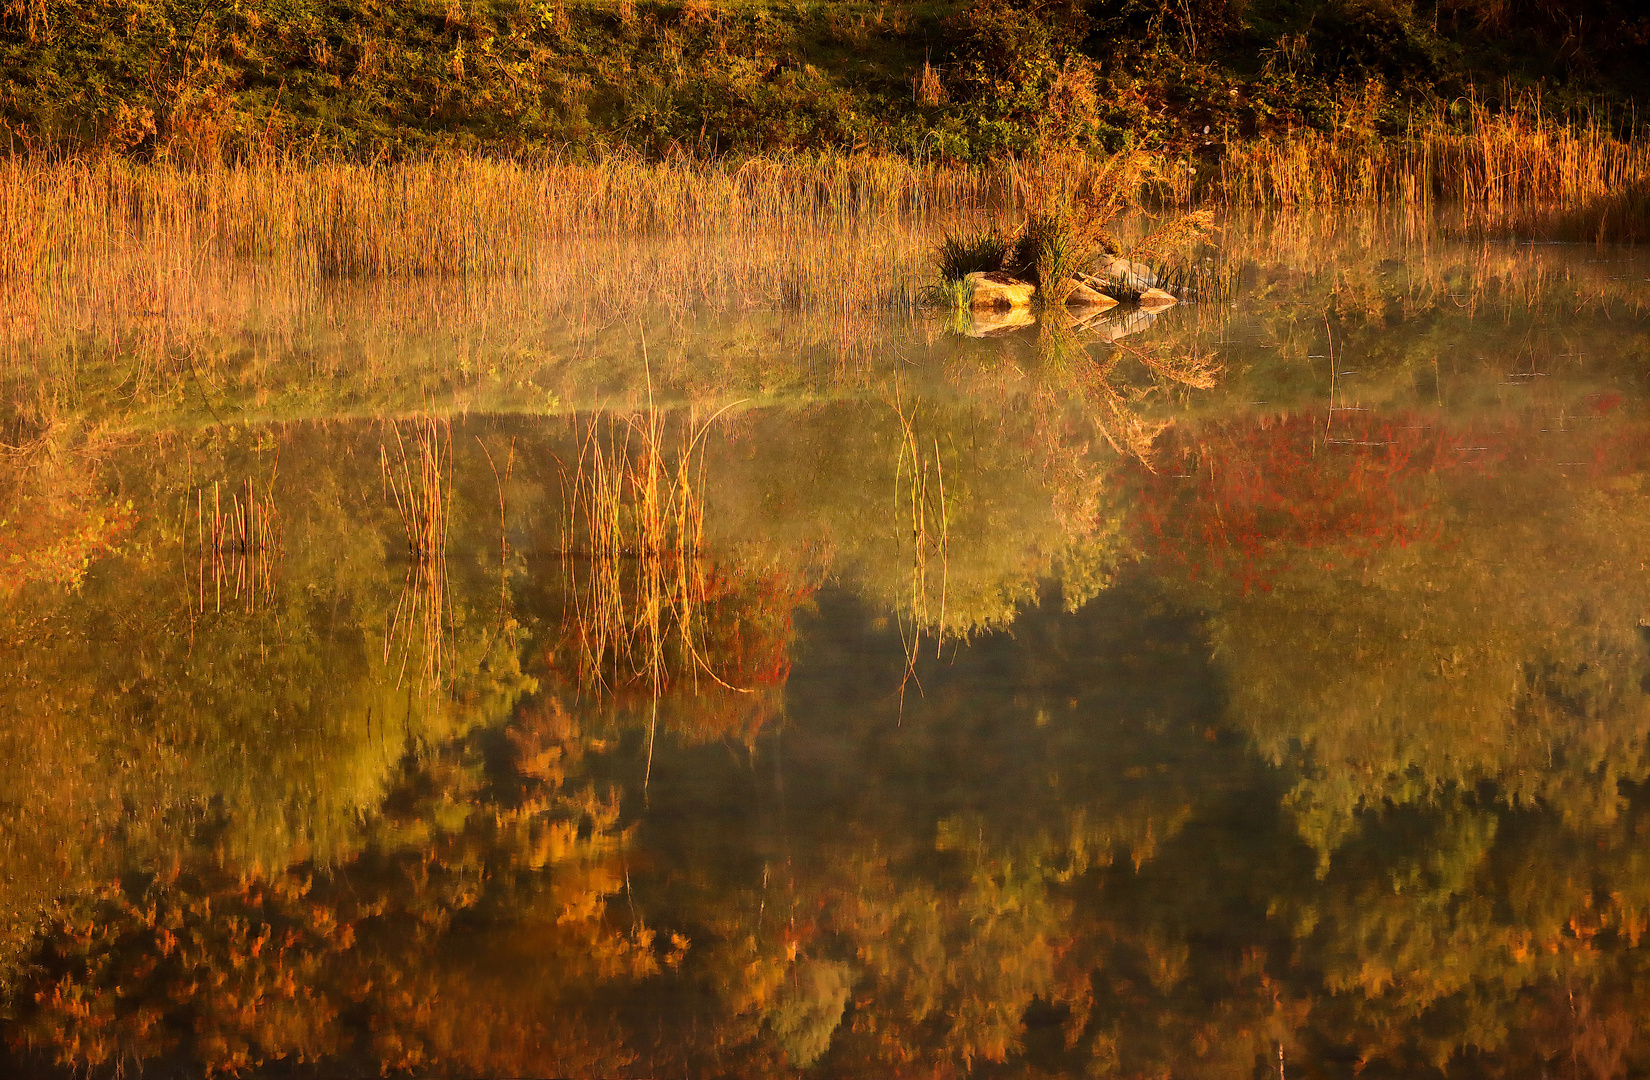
[939,0,1099,157]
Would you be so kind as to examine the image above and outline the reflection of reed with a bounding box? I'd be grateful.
[891,390,948,698]
[562,408,738,701]
[382,417,450,690]
[192,478,281,614]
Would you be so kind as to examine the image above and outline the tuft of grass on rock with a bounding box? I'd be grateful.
[934,229,1010,281]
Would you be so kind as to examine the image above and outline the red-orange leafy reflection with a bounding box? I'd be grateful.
[1129,401,1650,591]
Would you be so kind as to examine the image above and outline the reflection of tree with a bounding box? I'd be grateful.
[704,397,1130,641]
[21,386,1650,1078]
[1132,410,1453,591]
[546,557,813,747]
[617,396,1650,1079]
[0,423,541,1011]
[0,426,534,867]
[622,586,1244,1077]
[12,695,666,1077]
[1134,405,1650,857]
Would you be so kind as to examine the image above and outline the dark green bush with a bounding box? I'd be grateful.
[1306,0,1448,85]
[935,229,1010,281]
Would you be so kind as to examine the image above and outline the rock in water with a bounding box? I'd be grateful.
[1101,258,1160,292]
[1063,278,1118,310]
[964,271,1035,310]
[1137,287,1178,309]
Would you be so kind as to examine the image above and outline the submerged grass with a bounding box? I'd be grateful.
[560,394,744,703]
[891,385,949,703]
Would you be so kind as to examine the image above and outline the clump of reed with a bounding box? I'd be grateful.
[1127,257,1240,307]
[934,229,1012,281]
[381,417,451,689]
[918,152,1230,310]
[560,402,740,701]
[891,388,949,699]
[191,477,281,615]
[1091,208,1224,303]
[917,274,978,316]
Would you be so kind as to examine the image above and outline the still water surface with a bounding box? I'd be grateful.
[3,226,1650,1077]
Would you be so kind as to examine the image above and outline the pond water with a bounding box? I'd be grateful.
[4,219,1650,1078]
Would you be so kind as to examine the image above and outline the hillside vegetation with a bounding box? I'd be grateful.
[2,0,1646,161]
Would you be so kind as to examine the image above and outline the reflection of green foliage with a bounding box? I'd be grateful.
[705,396,1130,640]
[768,959,854,1067]
[19,267,1650,1080]
[1204,467,1650,859]
[0,421,537,987]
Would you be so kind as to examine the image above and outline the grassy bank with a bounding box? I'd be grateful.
[3,0,1647,163]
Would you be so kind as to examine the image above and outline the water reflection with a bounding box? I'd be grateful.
[3,225,1650,1077]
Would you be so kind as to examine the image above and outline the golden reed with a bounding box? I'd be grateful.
[1206,94,1650,242]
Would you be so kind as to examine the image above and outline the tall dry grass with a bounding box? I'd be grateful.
[3,122,1647,440]
[0,154,1033,282]
[2,103,1644,296]
[0,154,1053,405]
[1208,95,1650,242]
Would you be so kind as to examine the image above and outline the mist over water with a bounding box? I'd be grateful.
[3,217,1650,1078]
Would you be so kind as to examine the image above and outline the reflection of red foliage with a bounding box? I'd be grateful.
[0,486,136,595]
[1129,401,1650,592]
[1588,390,1625,416]
[697,568,811,690]
[668,568,816,744]
[1129,412,1462,591]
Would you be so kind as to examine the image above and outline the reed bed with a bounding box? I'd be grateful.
[2,205,1642,446]
[1,98,1644,295]
[0,173,986,398]
[3,117,1647,437]
[0,154,1034,282]
[1209,97,1650,242]
[190,477,281,615]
